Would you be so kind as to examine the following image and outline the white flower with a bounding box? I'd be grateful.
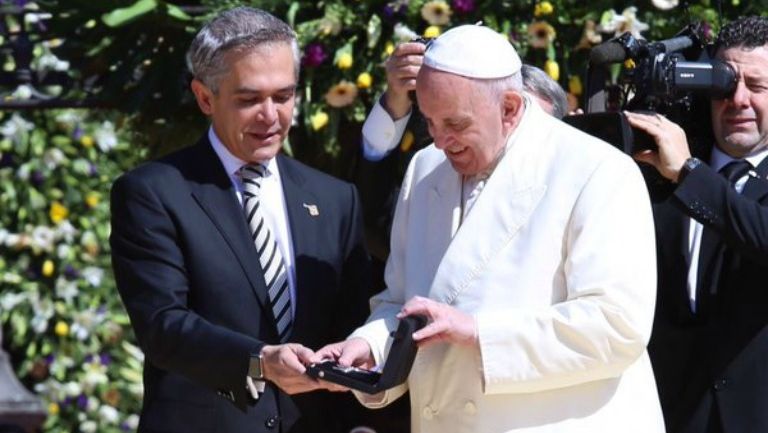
[11,85,33,100]
[94,121,118,152]
[57,243,73,260]
[98,405,120,424]
[125,414,140,430]
[55,278,79,303]
[80,420,97,433]
[82,358,108,389]
[0,292,27,310]
[55,220,78,243]
[420,0,452,26]
[394,23,419,42]
[0,113,34,140]
[30,225,56,252]
[0,228,7,244]
[82,266,104,287]
[43,148,66,169]
[598,7,649,39]
[30,295,54,334]
[652,0,678,10]
[16,164,30,181]
[55,110,84,126]
[37,52,70,72]
[64,381,82,397]
[86,396,100,412]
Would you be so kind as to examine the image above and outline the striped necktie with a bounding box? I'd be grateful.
[239,164,292,342]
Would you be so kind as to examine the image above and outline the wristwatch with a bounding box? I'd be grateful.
[678,157,702,183]
[248,352,264,380]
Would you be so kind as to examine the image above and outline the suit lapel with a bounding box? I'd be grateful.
[428,104,547,304]
[743,155,768,202]
[187,138,268,308]
[276,155,319,336]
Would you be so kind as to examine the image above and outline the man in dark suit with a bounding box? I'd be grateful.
[626,15,768,433]
[110,7,371,433]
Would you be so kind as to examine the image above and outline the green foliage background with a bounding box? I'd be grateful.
[1,0,767,432]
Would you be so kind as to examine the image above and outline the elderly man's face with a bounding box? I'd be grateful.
[416,68,511,176]
[192,43,296,163]
[711,44,768,158]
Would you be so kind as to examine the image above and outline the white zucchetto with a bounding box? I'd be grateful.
[423,24,522,79]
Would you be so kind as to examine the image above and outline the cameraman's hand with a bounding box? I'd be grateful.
[383,42,426,120]
[625,111,692,182]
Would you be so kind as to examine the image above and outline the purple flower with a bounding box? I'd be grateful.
[382,2,407,20]
[72,125,84,140]
[63,265,80,280]
[302,43,327,68]
[0,152,13,168]
[452,0,475,14]
[89,162,98,177]
[45,354,55,364]
[77,394,88,410]
[84,354,95,363]
[31,169,45,187]
[100,353,112,365]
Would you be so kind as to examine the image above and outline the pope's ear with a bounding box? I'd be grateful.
[190,78,214,116]
[502,90,525,127]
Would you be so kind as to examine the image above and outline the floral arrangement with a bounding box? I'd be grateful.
[0,109,145,433]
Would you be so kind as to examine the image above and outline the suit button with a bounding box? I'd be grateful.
[464,401,477,415]
[422,406,435,420]
[713,379,728,391]
[265,416,278,429]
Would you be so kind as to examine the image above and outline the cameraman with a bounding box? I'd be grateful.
[626,16,768,433]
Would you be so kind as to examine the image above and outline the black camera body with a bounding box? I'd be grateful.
[565,25,737,154]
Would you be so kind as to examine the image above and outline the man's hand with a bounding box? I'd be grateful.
[260,343,341,394]
[383,42,426,120]
[398,296,477,347]
[312,338,376,370]
[625,111,692,182]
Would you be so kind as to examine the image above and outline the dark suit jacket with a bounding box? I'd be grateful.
[648,155,768,433]
[110,137,372,433]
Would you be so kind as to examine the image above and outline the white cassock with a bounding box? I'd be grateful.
[351,101,666,433]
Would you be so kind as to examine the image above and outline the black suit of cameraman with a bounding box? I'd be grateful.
[626,16,768,433]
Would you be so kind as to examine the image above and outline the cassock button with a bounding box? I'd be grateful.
[464,401,477,415]
[422,406,435,420]
[265,416,278,429]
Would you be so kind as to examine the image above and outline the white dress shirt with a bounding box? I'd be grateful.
[208,128,298,315]
[361,98,411,161]
[686,145,768,311]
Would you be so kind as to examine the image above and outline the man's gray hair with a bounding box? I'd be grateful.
[186,7,300,93]
[521,64,568,119]
[476,71,524,102]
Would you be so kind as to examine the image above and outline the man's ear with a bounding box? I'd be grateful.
[190,78,214,116]
[502,90,525,131]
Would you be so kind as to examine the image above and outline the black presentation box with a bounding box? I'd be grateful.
[307,315,427,394]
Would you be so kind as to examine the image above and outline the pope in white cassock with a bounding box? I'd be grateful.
[314,25,666,433]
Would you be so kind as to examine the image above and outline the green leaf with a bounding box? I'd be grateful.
[367,14,382,49]
[102,0,159,28]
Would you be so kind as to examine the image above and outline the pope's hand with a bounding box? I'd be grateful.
[398,296,477,347]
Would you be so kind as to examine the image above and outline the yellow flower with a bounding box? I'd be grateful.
[424,26,441,38]
[85,192,100,208]
[80,135,94,148]
[54,321,69,337]
[49,201,69,224]
[42,259,55,277]
[48,402,60,415]
[337,53,353,70]
[534,1,554,17]
[324,81,358,108]
[421,0,451,26]
[385,41,395,56]
[400,130,415,153]
[310,111,329,131]
[528,21,556,49]
[356,72,373,89]
[569,75,583,96]
[544,59,560,81]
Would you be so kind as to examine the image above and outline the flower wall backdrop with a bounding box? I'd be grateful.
[1,1,767,432]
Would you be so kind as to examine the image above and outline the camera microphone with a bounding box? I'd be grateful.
[589,34,695,65]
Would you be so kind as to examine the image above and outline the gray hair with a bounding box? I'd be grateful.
[186,7,300,93]
[475,71,524,102]
[521,64,568,119]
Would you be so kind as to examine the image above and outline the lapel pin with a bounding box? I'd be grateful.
[302,203,319,216]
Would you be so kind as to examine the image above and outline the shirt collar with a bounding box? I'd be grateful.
[208,126,279,178]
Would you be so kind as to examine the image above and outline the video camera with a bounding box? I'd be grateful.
[563,24,738,154]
